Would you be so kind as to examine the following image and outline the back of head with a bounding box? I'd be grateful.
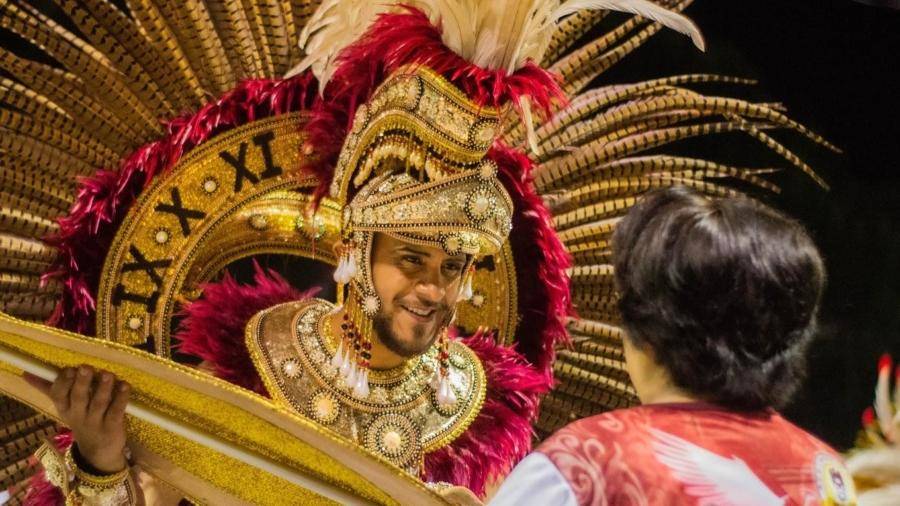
[612,186,826,410]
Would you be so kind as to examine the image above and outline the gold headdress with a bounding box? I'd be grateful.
[327,65,514,403]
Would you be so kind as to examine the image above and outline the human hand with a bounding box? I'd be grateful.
[25,365,131,473]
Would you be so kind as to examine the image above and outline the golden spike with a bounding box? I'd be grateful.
[511,74,756,145]
[566,23,664,95]
[556,217,618,245]
[568,296,618,321]
[556,349,629,376]
[0,292,57,319]
[0,77,68,118]
[0,108,119,167]
[0,234,57,264]
[531,83,676,148]
[554,195,639,231]
[0,206,59,239]
[1,1,164,137]
[549,16,646,79]
[537,121,748,191]
[285,0,322,67]
[503,16,650,144]
[0,133,98,178]
[559,0,694,92]
[0,254,51,273]
[554,177,661,213]
[580,92,841,152]
[541,10,608,66]
[145,0,233,93]
[553,179,741,233]
[241,0,276,76]
[0,190,67,222]
[537,155,781,196]
[545,369,635,405]
[185,0,236,92]
[206,0,258,79]
[570,332,624,354]
[566,245,613,266]
[51,0,175,118]
[77,0,197,112]
[542,106,704,156]
[561,176,751,215]
[504,20,666,144]
[568,263,615,285]
[0,78,131,155]
[0,50,146,147]
[536,388,636,435]
[126,0,209,103]
[0,159,77,208]
[250,0,292,76]
[728,115,831,189]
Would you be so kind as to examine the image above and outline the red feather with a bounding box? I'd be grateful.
[490,143,573,379]
[304,6,565,202]
[173,262,318,395]
[422,329,548,497]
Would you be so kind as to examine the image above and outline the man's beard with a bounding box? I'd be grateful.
[371,307,444,359]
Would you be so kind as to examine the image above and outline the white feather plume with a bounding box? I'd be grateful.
[551,1,705,52]
[286,0,705,86]
[285,0,394,81]
[858,484,900,506]
[650,428,786,506]
[847,447,900,485]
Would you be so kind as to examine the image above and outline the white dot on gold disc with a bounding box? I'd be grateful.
[364,296,379,313]
[127,316,142,330]
[382,430,402,452]
[154,230,169,244]
[315,397,334,418]
[250,214,267,229]
[203,179,218,193]
[473,196,490,215]
[283,360,299,378]
[471,294,485,307]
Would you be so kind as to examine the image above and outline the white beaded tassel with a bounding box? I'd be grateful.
[331,340,344,369]
[459,273,474,301]
[430,368,442,390]
[353,368,370,398]
[344,362,358,390]
[339,346,353,385]
[333,246,358,284]
[437,374,456,407]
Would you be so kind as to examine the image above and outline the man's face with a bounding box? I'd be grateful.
[370,233,467,358]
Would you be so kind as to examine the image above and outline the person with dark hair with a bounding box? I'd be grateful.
[490,186,857,506]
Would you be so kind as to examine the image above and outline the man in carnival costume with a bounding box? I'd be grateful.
[0,0,837,504]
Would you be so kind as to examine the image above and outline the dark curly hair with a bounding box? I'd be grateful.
[612,186,826,410]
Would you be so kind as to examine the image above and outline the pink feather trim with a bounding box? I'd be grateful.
[423,329,548,497]
[490,143,573,379]
[304,6,565,202]
[41,74,318,334]
[173,262,319,395]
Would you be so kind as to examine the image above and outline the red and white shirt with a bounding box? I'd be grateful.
[490,403,855,506]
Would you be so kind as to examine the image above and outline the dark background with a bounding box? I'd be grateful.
[605,0,900,450]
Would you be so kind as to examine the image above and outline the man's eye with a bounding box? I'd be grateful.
[443,263,463,274]
[402,255,423,265]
